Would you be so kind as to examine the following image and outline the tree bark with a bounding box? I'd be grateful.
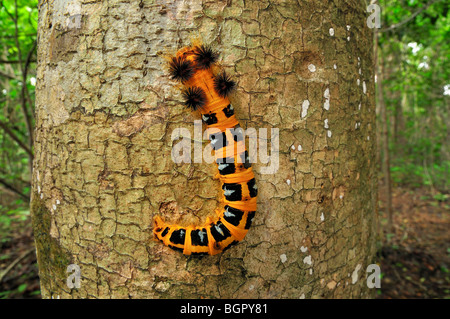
[32,0,377,298]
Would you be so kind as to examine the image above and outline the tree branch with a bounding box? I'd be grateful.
[0,60,37,64]
[0,69,19,81]
[0,248,34,282]
[380,0,441,33]
[21,40,37,124]
[0,120,34,158]
[0,177,30,201]
[0,167,30,186]
[0,0,15,22]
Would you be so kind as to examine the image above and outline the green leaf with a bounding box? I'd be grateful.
[0,290,13,299]
[17,283,27,293]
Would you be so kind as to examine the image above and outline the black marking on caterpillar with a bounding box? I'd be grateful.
[222,104,235,118]
[202,113,218,125]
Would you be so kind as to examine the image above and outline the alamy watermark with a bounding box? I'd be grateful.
[366,264,381,288]
[64,2,381,31]
[367,4,381,29]
[66,264,81,289]
[64,262,381,290]
[171,120,280,175]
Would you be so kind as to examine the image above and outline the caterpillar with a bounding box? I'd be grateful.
[153,42,257,255]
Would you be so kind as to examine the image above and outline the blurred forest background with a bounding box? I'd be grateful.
[0,0,448,299]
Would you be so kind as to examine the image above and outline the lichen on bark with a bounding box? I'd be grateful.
[30,192,73,297]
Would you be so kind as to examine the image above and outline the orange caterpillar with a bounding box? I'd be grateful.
[153,43,257,255]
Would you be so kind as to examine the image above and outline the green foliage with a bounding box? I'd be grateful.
[17,283,27,293]
[0,0,37,205]
[31,193,73,286]
[0,202,29,249]
[1,3,37,299]
[379,0,449,191]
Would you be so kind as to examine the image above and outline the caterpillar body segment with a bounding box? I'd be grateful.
[153,43,257,255]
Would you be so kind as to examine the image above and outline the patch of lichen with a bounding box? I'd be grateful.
[30,192,72,294]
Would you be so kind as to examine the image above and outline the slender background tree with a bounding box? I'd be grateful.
[31,0,377,298]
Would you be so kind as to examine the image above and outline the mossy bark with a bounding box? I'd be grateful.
[32,0,377,298]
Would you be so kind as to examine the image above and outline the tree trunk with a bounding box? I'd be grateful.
[32,0,377,299]
[376,51,393,233]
